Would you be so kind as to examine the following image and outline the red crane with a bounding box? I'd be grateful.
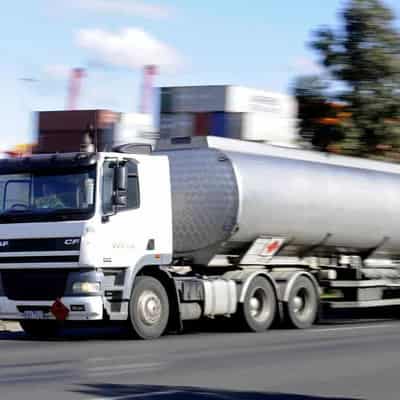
[140,65,158,114]
[66,68,86,110]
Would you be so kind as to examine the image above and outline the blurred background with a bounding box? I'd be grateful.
[1,0,400,160]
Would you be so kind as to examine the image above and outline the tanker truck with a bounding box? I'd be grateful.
[1,135,400,339]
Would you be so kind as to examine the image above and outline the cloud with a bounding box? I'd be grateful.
[76,27,182,71]
[292,56,323,75]
[65,0,172,19]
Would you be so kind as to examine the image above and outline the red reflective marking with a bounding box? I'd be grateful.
[51,298,69,321]
[266,240,280,254]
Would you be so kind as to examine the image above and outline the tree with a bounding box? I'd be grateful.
[310,0,400,156]
[293,75,344,151]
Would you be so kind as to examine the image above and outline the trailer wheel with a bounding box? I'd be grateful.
[20,321,60,338]
[129,276,170,340]
[237,276,277,332]
[284,276,319,329]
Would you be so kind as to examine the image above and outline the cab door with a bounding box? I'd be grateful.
[97,155,173,284]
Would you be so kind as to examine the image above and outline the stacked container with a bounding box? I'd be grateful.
[36,110,156,154]
[159,85,298,145]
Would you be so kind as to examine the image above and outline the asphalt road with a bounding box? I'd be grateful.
[1,318,400,400]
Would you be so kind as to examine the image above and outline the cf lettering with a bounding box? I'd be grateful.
[64,239,80,246]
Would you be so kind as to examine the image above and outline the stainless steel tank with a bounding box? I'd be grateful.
[157,137,400,265]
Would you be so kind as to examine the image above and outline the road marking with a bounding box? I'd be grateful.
[312,323,400,333]
[89,362,163,372]
[88,361,164,378]
[0,371,76,384]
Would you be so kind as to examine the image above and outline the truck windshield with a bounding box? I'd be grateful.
[0,166,96,223]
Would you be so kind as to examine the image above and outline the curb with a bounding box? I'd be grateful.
[0,321,22,332]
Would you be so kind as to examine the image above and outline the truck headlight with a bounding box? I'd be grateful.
[72,282,101,294]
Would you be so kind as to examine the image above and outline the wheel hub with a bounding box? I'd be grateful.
[138,290,162,325]
[249,288,271,322]
[293,296,304,313]
[249,297,261,316]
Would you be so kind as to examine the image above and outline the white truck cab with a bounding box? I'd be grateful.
[0,150,174,336]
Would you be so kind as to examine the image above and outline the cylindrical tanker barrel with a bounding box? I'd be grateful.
[159,137,400,265]
[226,149,400,255]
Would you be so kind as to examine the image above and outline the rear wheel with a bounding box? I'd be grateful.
[284,276,319,329]
[129,276,170,340]
[20,320,60,338]
[236,276,277,332]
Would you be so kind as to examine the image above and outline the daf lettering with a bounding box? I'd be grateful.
[0,241,9,247]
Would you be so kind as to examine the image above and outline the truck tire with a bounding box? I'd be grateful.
[20,321,60,338]
[284,276,319,329]
[129,276,170,340]
[237,276,277,332]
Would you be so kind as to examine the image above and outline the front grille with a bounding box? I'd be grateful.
[1,269,69,300]
[17,305,51,313]
[0,237,81,252]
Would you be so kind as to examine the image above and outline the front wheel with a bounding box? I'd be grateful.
[236,276,277,332]
[128,276,170,340]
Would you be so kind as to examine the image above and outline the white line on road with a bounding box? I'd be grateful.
[87,361,164,378]
[89,362,163,372]
[311,322,400,333]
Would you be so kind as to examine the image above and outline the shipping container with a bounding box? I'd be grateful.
[159,114,175,139]
[35,110,120,154]
[210,112,228,137]
[194,113,210,136]
[160,88,173,113]
[240,113,298,144]
[161,86,227,113]
[158,85,298,145]
[115,113,157,146]
[227,113,243,140]
[159,85,297,117]
[208,112,243,139]
[159,113,195,138]
[226,86,297,117]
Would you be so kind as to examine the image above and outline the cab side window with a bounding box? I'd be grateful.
[102,160,140,214]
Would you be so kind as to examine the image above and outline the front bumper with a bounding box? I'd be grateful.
[0,296,103,321]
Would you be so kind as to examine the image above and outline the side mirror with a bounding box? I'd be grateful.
[113,192,127,207]
[115,164,128,192]
[113,163,128,207]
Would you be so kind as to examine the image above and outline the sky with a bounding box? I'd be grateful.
[1,0,400,149]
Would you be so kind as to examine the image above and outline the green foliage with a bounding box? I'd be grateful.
[293,76,344,151]
[300,0,400,157]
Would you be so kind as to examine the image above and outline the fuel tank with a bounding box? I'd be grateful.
[156,137,400,265]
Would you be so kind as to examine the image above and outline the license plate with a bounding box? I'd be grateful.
[23,310,44,320]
